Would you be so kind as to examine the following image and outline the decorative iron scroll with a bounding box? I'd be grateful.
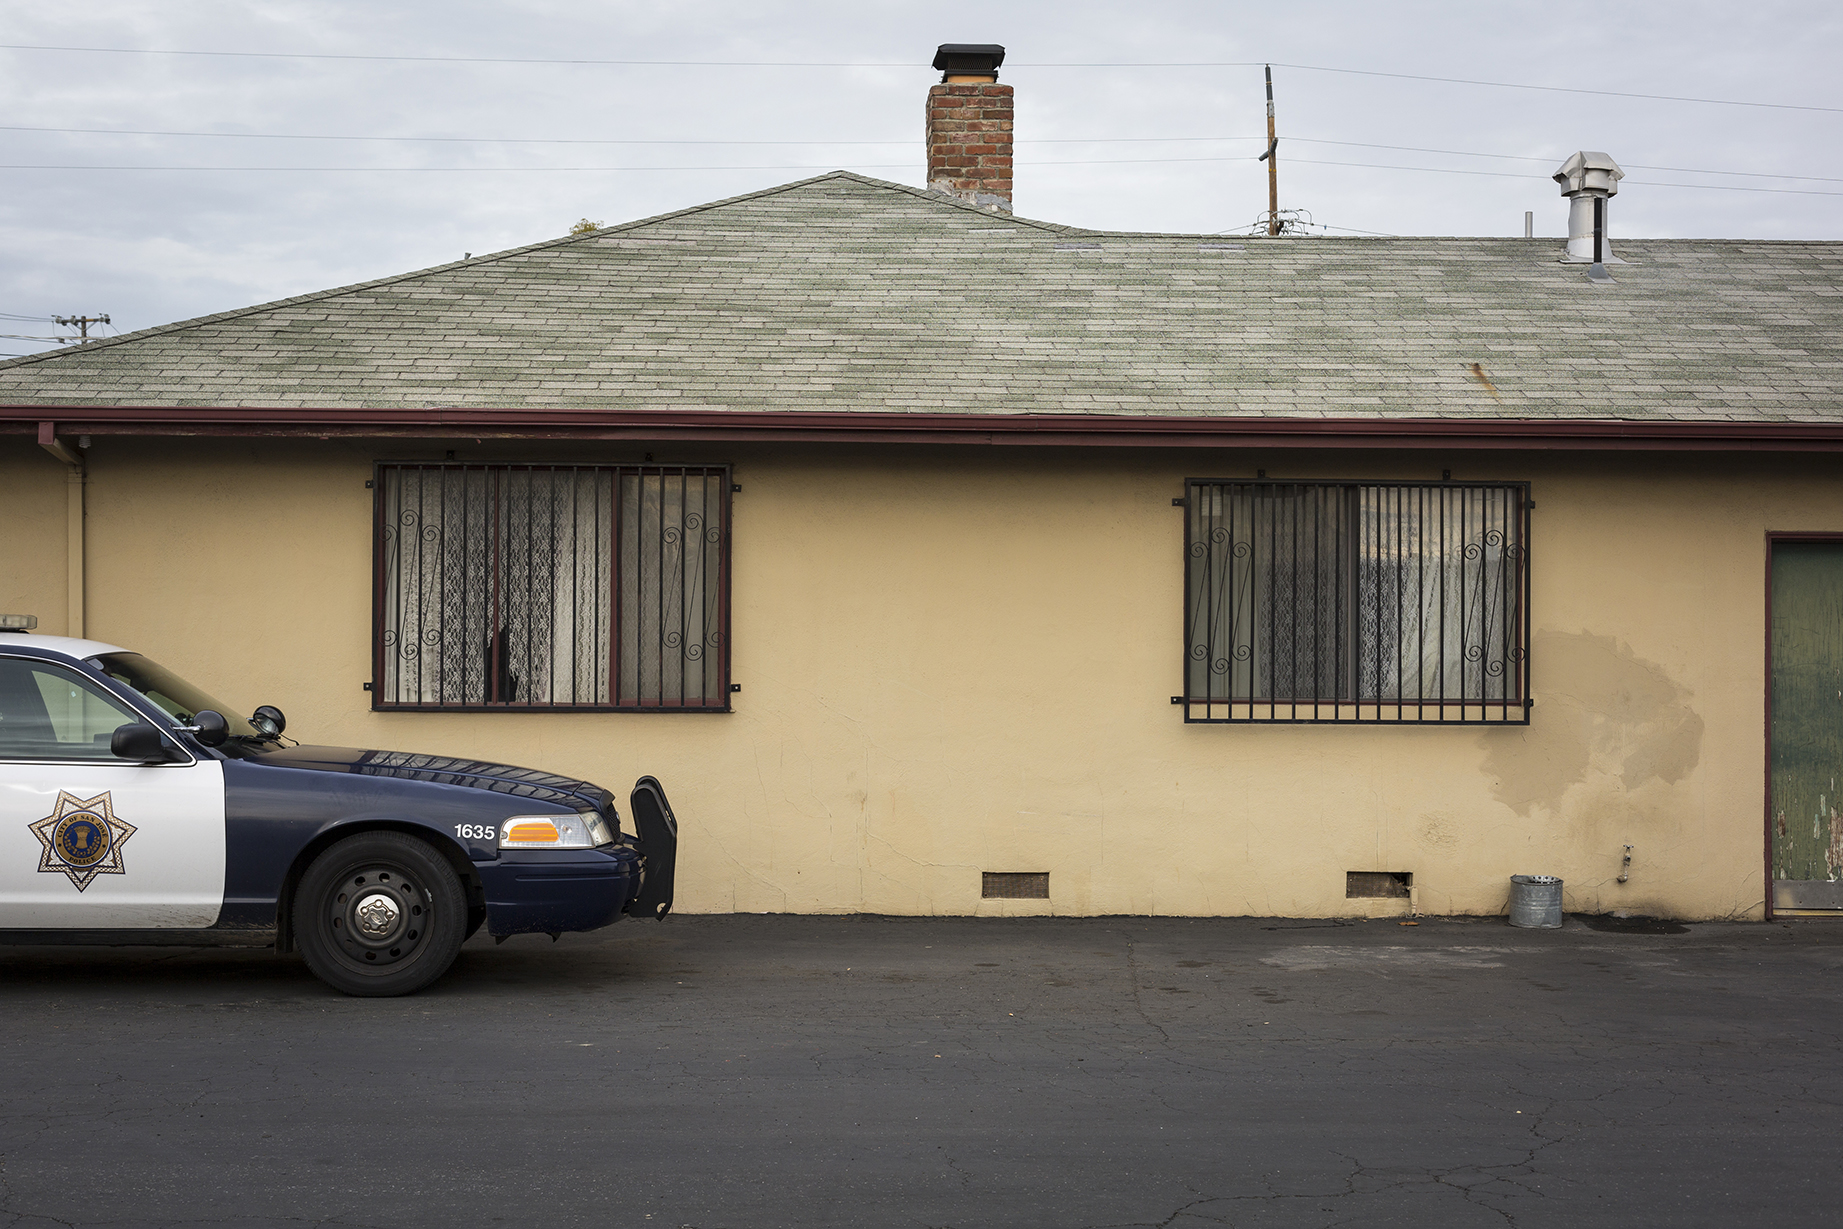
[1182,480,1529,724]
[375,464,730,711]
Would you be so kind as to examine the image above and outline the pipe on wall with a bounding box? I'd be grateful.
[37,421,84,638]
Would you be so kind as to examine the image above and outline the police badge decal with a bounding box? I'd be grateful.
[30,792,137,891]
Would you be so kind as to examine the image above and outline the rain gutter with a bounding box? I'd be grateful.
[8,407,1843,452]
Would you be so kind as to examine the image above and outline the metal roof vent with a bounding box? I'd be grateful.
[1553,151,1625,282]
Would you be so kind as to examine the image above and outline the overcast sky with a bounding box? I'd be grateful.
[3,0,1838,354]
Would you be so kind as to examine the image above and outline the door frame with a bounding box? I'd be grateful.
[1763,532,1843,921]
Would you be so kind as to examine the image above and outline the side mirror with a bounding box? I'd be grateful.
[251,705,287,738]
[189,710,230,747]
[111,722,176,761]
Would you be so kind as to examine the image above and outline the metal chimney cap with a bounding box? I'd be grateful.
[933,44,1006,78]
[1553,150,1625,198]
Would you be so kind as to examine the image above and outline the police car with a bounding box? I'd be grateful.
[0,617,677,996]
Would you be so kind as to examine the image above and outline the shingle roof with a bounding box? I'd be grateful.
[3,171,1840,423]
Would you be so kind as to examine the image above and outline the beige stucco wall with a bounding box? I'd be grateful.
[5,434,1839,920]
[1,441,70,635]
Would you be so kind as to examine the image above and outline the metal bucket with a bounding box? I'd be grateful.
[1509,875,1564,928]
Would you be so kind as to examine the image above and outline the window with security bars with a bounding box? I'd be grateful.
[1182,480,1529,724]
[373,464,730,711]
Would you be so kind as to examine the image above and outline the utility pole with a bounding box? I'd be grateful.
[1259,65,1279,236]
[53,313,110,343]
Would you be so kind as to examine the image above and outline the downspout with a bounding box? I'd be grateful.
[37,421,85,638]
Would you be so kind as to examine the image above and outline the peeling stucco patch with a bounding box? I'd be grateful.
[1482,631,1704,816]
[1416,811,1462,851]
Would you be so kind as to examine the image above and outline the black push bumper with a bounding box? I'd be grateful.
[624,775,679,919]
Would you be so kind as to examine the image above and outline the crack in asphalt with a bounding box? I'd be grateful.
[1118,927,1174,1049]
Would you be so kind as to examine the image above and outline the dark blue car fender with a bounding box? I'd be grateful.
[220,757,638,948]
[278,816,492,954]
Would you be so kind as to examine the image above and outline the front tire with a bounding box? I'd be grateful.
[294,832,467,997]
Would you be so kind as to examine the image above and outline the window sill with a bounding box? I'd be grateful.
[370,702,733,715]
[1177,700,1530,725]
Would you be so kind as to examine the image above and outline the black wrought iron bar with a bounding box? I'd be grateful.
[428,467,437,701]
[677,470,689,705]
[1224,486,1235,706]
[616,472,629,704]
[1195,488,1207,708]
[1414,484,1424,719]
[1183,478,1529,725]
[569,469,581,704]
[1306,484,1318,718]
[1353,485,1362,706]
[1185,484,1198,703]
[1388,484,1400,711]
[452,468,462,704]
[703,472,717,702]
[383,464,720,711]
[524,469,537,705]
[1226,485,1237,705]
[1430,482,1444,711]
[693,473,704,702]
[1502,487,1512,708]
[659,469,666,705]
[1463,485,1473,710]
[389,472,403,704]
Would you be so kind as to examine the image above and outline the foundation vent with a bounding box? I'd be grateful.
[1346,871,1412,899]
[983,872,1050,899]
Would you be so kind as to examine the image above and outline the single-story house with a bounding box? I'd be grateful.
[6,46,1843,921]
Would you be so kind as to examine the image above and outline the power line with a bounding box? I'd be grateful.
[8,121,1840,185]
[0,161,922,172]
[1280,156,1843,196]
[0,44,1838,114]
[1270,63,1843,116]
[1625,178,1843,197]
[0,43,916,66]
[1615,161,1843,184]
[1313,223,1398,236]
[0,124,908,145]
[1288,139,1843,185]
[1060,152,1843,196]
[0,124,1267,146]
[4,157,1840,195]
[0,314,113,344]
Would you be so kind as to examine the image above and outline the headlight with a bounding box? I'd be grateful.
[499,812,613,849]
[583,811,614,845]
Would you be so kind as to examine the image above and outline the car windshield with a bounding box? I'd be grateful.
[93,652,261,739]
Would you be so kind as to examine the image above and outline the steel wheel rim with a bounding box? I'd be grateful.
[324,864,430,971]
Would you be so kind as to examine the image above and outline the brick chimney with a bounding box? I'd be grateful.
[926,44,1012,213]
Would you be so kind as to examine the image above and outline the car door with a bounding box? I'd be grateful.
[0,654,227,929]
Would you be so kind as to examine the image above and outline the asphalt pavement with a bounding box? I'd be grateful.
[4,914,1842,1228]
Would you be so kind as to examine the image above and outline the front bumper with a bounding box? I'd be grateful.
[478,846,641,937]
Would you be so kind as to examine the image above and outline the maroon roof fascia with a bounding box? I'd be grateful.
[7,405,1843,450]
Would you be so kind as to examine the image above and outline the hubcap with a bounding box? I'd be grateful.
[353,893,401,938]
[327,866,429,969]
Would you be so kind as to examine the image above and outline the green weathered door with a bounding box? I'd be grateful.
[1770,541,1843,910]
